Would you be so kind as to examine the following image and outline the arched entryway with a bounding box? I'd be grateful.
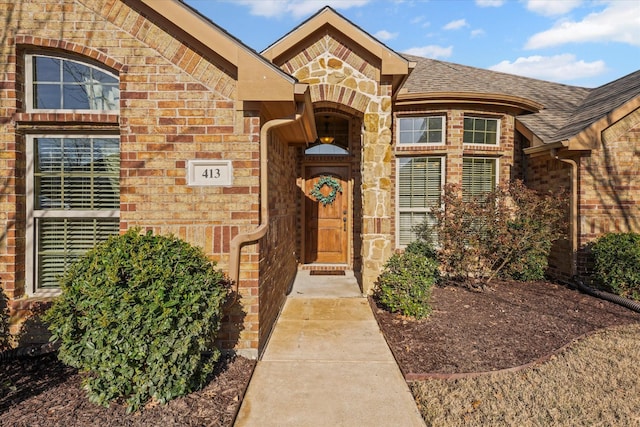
[301,112,362,274]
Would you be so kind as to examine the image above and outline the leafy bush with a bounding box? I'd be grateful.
[591,232,640,300]
[423,181,566,286]
[374,246,439,319]
[1,286,12,352]
[44,229,229,412]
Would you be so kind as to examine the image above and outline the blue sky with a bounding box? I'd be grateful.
[184,0,640,88]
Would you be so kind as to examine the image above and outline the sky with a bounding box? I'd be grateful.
[184,0,640,88]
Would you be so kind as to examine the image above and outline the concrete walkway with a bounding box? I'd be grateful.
[234,270,426,427]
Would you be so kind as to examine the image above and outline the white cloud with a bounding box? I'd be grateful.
[476,0,505,7]
[374,30,399,41]
[525,2,640,49]
[489,54,607,82]
[443,19,468,30]
[471,29,485,38]
[402,45,453,59]
[236,0,370,19]
[526,0,582,17]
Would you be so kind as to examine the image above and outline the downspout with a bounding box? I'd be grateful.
[552,148,578,277]
[227,102,307,295]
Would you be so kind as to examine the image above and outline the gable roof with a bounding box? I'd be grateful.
[261,6,412,95]
[552,69,640,147]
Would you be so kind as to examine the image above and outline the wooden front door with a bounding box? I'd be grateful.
[304,165,349,264]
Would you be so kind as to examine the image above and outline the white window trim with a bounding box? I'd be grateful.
[397,115,446,147]
[462,116,500,147]
[25,134,120,296]
[395,156,445,249]
[25,53,120,114]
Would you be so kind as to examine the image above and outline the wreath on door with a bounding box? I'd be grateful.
[310,175,343,206]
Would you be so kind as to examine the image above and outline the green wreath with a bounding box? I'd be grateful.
[310,175,343,206]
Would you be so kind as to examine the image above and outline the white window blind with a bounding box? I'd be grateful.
[29,136,120,292]
[397,157,442,246]
[37,218,119,288]
[462,157,496,199]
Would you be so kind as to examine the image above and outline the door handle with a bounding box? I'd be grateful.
[343,217,347,231]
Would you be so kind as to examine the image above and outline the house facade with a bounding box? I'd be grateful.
[1,0,639,357]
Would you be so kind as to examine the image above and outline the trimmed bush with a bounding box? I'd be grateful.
[374,246,439,319]
[591,232,640,300]
[44,229,229,412]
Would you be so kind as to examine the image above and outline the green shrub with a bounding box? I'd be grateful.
[404,238,437,259]
[1,286,12,352]
[44,229,229,412]
[374,250,438,319]
[591,232,640,300]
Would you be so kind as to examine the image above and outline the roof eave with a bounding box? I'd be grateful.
[134,0,299,102]
[395,92,543,115]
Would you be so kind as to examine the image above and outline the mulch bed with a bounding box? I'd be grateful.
[0,353,255,427]
[373,279,640,378]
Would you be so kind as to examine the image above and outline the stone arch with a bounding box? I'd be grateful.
[310,84,371,115]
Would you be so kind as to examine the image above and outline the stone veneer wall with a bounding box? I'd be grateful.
[577,107,640,278]
[1,0,261,352]
[278,33,393,292]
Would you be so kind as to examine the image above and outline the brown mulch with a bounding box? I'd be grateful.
[373,279,640,378]
[0,353,255,427]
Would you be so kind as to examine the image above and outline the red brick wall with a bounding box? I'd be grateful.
[577,109,640,278]
[525,153,572,279]
[256,130,300,354]
[0,0,261,352]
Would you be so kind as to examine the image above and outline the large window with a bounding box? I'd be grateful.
[26,54,120,111]
[24,54,120,293]
[398,116,445,145]
[397,157,443,246]
[462,157,497,199]
[27,136,120,290]
[463,116,499,145]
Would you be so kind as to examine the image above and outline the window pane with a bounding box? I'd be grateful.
[30,55,119,111]
[33,56,60,81]
[63,84,91,109]
[398,116,444,144]
[63,61,91,83]
[463,117,498,145]
[37,218,119,289]
[463,158,496,199]
[33,84,62,109]
[398,157,442,245]
[34,137,120,210]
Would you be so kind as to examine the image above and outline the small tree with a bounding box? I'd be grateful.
[0,286,12,352]
[421,181,566,286]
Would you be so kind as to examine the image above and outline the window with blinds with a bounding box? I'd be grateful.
[398,116,445,145]
[28,136,120,291]
[463,116,499,145]
[462,157,497,199]
[397,157,443,246]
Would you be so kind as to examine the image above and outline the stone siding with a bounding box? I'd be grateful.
[279,33,394,292]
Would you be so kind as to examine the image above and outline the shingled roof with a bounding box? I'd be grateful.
[402,54,640,145]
